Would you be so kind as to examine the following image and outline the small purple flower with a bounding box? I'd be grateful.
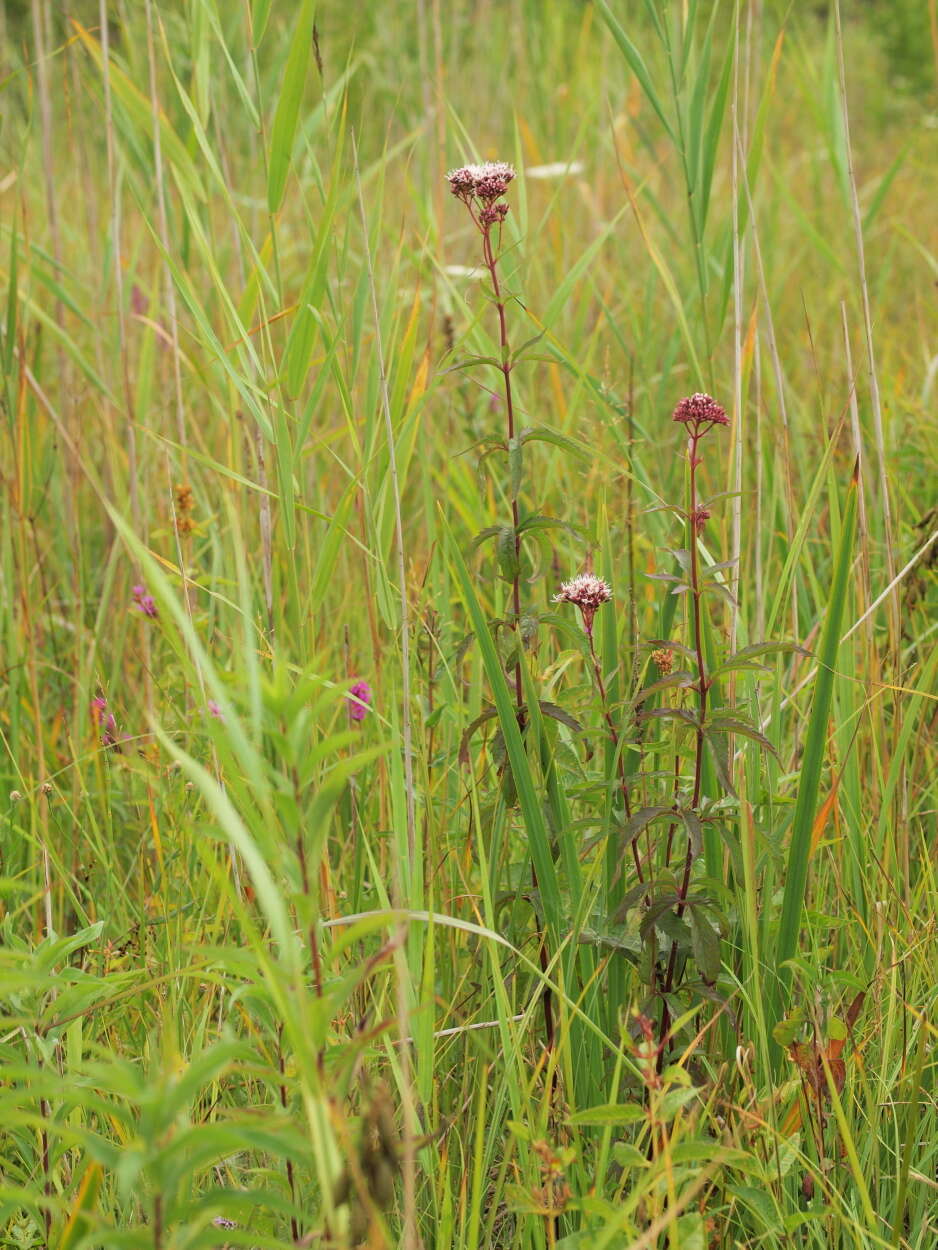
[347,679,372,722]
[132,583,158,619]
[91,696,121,751]
[207,700,224,720]
[212,1216,237,1229]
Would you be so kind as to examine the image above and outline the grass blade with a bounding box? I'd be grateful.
[267,0,317,213]
[772,460,859,1050]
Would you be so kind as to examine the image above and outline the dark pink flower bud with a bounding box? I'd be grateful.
[480,201,510,227]
[690,507,712,534]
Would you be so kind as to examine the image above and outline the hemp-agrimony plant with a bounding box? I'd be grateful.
[447,161,581,734]
[447,160,585,1054]
[553,392,793,1054]
[446,161,527,717]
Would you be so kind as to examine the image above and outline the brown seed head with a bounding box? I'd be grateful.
[651,647,674,675]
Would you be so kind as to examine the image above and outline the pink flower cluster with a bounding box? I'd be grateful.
[445,160,517,216]
[671,392,729,436]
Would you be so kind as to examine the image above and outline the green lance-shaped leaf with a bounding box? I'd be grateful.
[771,462,859,1057]
[267,0,317,213]
[688,906,721,984]
[593,0,676,143]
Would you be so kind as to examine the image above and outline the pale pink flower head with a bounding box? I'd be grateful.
[671,392,729,435]
[446,161,516,206]
[553,573,613,637]
[347,679,372,723]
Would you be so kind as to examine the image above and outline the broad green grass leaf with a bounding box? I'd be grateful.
[772,464,859,1052]
[267,0,317,213]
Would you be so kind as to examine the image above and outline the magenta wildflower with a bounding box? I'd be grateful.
[91,696,121,751]
[207,700,224,720]
[347,679,372,722]
[132,583,158,619]
[211,1216,237,1229]
[553,573,613,638]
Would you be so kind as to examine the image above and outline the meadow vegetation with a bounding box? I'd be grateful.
[1,1,936,1246]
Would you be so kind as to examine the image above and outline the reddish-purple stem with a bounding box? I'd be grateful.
[662,429,710,1006]
[477,211,556,1057]
[481,223,524,716]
